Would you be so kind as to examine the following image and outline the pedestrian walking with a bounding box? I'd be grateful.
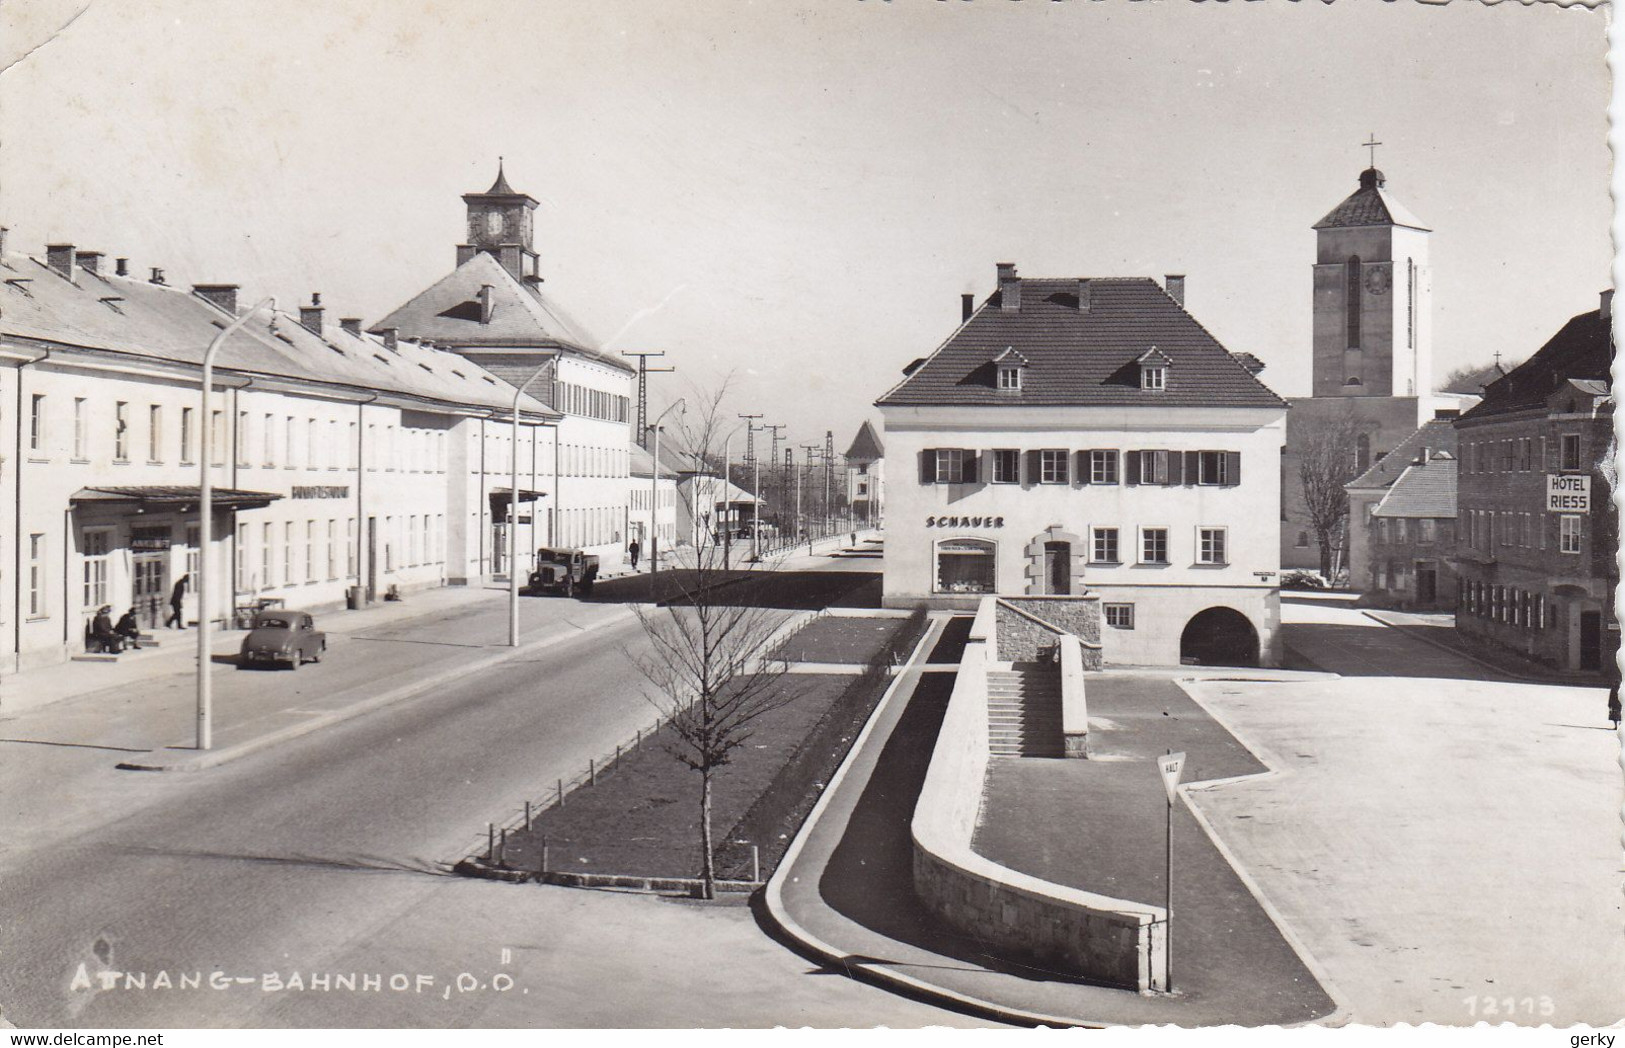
[113,608,143,650]
[628,538,641,571]
[166,573,189,629]
[1608,682,1621,729]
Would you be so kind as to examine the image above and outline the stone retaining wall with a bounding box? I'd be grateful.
[995,596,1103,669]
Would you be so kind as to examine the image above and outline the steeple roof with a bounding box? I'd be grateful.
[463,160,536,205]
[1313,168,1431,232]
[486,160,516,196]
[843,419,884,462]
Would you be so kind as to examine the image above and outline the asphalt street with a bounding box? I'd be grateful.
[0,560,972,1028]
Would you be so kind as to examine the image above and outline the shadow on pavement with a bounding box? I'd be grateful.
[1282,622,1510,682]
[586,569,881,611]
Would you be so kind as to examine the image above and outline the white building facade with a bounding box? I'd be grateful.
[878,266,1288,667]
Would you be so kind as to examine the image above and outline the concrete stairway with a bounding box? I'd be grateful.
[986,663,1064,758]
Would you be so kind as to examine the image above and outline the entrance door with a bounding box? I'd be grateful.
[366,516,378,602]
[1044,541,1070,595]
[1416,564,1437,605]
[132,554,167,629]
[1580,610,1603,671]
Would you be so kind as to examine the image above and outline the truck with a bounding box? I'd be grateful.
[527,547,600,598]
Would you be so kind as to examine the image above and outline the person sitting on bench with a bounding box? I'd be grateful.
[114,608,143,650]
[89,605,124,654]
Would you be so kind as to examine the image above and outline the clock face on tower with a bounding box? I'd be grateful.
[1366,266,1390,296]
[485,211,506,237]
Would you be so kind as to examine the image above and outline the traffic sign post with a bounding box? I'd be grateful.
[1157,750,1186,992]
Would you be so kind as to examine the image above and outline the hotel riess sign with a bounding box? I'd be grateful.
[1546,474,1590,512]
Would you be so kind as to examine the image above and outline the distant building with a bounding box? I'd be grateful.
[372,164,637,575]
[1281,164,1477,575]
[1452,293,1617,675]
[628,443,678,558]
[843,420,884,526]
[1343,416,1460,605]
[877,263,1288,667]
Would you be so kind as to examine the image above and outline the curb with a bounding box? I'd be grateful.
[758,615,1096,1030]
[116,607,641,773]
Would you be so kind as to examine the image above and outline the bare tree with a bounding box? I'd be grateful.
[630,382,801,898]
[1299,408,1362,579]
[1441,358,1520,395]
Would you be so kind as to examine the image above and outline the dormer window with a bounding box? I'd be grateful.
[998,365,1023,391]
[991,346,1028,393]
[1141,366,1165,391]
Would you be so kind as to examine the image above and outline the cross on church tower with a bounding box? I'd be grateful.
[1363,134,1382,168]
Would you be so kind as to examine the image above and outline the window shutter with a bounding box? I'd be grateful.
[1125,450,1141,485]
[920,449,937,484]
[1025,450,1041,486]
[961,448,977,484]
[1186,450,1201,485]
[1153,450,1170,485]
[1167,451,1184,487]
[1076,451,1090,485]
[1225,451,1241,486]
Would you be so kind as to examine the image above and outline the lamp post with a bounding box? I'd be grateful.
[197,296,276,751]
[721,422,745,569]
[648,399,685,577]
[509,362,555,648]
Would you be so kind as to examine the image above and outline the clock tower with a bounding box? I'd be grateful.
[457,160,542,284]
[1309,166,1432,399]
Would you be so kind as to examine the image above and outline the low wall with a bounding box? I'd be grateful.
[1059,635,1088,758]
[995,597,1103,669]
[910,603,1166,991]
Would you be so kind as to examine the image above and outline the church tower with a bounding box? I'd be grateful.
[456,161,542,284]
[1310,165,1432,399]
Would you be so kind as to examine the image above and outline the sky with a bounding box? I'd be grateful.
[0,0,1612,453]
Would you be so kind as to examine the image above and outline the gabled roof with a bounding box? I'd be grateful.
[629,443,679,480]
[370,251,631,373]
[1346,418,1459,491]
[992,346,1028,366]
[0,250,556,419]
[877,276,1285,410]
[1458,302,1613,424]
[1372,455,1457,520]
[1313,168,1431,232]
[1136,346,1173,367]
[844,419,884,462]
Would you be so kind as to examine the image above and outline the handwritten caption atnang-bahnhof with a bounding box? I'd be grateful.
[72,965,518,998]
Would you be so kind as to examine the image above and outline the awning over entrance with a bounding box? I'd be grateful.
[70,486,283,512]
[489,487,547,512]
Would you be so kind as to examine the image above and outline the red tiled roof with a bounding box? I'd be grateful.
[877,277,1285,410]
[1372,457,1457,519]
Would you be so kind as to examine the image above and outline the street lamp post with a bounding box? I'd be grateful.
[509,363,555,648]
[648,399,685,577]
[197,296,276,751]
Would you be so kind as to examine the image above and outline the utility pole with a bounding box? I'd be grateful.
[765,424,787,478]
[800,443,819,552]
[739,413,763,465]
[737,415,763,559]
[622,351,675,448]
[823,430,835,540]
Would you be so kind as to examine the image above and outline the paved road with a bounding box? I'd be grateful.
[1180,601,1624,1026]
[0,559,969,1028]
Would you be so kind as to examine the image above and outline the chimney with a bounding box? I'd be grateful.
[961,293,974,323]
[45,244,76,279]
[996,262,1020,312]
[299,292,324,335]
[77,251,103,277]
[1077,278,1092,312]
[1164,274,1186,307]
[193,283,239,315]
[149,267,166,285]
[1601,288,1613,321]
[340,317,363,337]
[478,284,494,324]
[377,327,399,351]
[0,227,8,256]
[115,257,128,277]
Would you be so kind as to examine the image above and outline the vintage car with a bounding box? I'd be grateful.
[527,547,599,597]
[239,609,327,669]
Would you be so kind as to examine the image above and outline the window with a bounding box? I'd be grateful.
[1141,527,1169,564]
[1197,527,1228,565]
[1355,434,1371,474]
[928,448,976,484]
[186,524,201,578]
[73,398,87,459]
[329,420,340,469]
[284,522,295,583]
[1560,433,1581,471]
[1129,449,1168,485]
[113,401,130,460]
[306,521,317,583]
[1346,255,1362,348]
[347,519,357,576]
[148,405,163,462]
[1295,530,1309,548]
[1559,514,1582,554]
[261,522,274,588]
[82,530,111,609]
[29,394,45,453]
[998,365,1022,391]
[236,410,249,467]
[1104,603,1135,630]
[1039,450,1069,484]
[307,419,318,470]
[1419,519,1436,544]
[935,538,995,594]
[285,415,296,468]
[1198,451,1230,485]
[1089,450,1118,484]
[1141,365,1166,391]
[1396,518,1409,543]
[1090,527,1119,563]
[27,534,46,618]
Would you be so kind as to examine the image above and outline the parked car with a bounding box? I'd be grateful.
[239,609,326,669]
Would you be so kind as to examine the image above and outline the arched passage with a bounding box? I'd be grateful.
[1180,607,1259,667]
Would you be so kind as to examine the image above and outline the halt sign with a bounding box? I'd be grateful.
[1158,751,1187,802]
[1547,474,1590,512]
